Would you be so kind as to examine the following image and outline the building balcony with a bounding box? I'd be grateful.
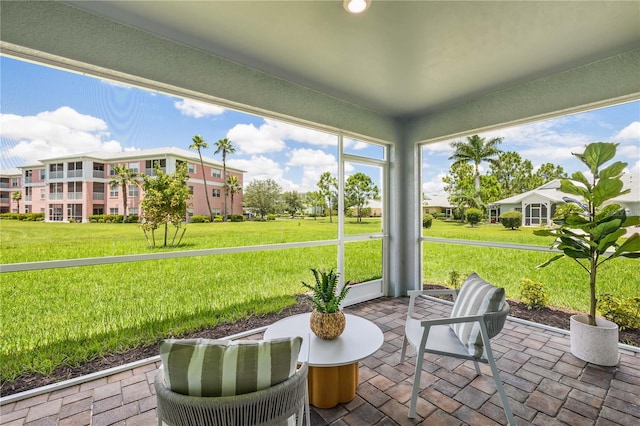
[67,192,83,200]
[92,193,105,200]
[49,194,63,200]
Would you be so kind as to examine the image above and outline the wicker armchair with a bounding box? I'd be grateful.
[155,361,309,426]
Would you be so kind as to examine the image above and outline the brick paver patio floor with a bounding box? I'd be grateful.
[1,296,639,425]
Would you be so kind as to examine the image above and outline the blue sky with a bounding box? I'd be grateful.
[1,56,639,195]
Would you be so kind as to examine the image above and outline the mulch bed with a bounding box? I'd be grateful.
[1,293,637,397]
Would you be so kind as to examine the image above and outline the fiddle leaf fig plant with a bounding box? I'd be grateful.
[302,268,350,313]
[534,142,640,327]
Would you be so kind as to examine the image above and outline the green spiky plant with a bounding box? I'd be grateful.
[302,268,350,313]
[534,142,640,326]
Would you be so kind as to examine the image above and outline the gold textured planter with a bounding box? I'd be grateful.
[310,310,346,340]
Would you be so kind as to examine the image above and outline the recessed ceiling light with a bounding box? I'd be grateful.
[344,0,370,14]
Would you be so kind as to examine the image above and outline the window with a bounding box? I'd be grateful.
[212,188,221,197]
[93,182,105,200]
[211,168,221,178]
[25,187,33,201]
[188,186,194,195]
[109,208,119,215]
[110,186,119,197]
[49,163,64,179]
[40,188,46,200]
[93,205,104,215]
[49,204,63,221]
[67,161,83,178]
[68,204,82,222]
[145,159,166,175]
[93,162,105,178]
[188,163,196,173]
[49,183,63,200]
[128,207,138,216]
[11,178,19,187]
[128,186,139,197]
[128,162,140,173]
[39,169,46,180]
[109,165,117,176]
[211,208,221,216]
[67,182,82,199]
[24,170,33,183]
[25,205,32,213]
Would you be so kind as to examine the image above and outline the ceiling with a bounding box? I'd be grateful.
[66,1,640,118]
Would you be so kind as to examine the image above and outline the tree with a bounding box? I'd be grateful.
[11,190,22,213]
[489,151,534,198]
[141,162,190,248]
[345,172,379,223]
[243,179,282,219]
[531,163,568,188]
[189,135,213,221]
[450,188,486,222]
[214,137,236,222]
[282,190,303,218]
[317,172,338,223]
[304,191,325,220]
[449,134,503,192]
[225,175,242,218]
[109,164,139,222]
[465,208,483,227]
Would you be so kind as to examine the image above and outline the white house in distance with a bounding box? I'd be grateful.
[489,173,640,226]
[422,194,455,219]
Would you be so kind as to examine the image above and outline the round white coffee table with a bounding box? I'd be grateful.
[264,312,384,408]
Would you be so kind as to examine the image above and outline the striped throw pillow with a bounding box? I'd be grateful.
[159,337,302,397]
[450,273,505,358]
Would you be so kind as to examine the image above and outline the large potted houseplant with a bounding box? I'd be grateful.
[534,142,640,366]
[302,268,350,340]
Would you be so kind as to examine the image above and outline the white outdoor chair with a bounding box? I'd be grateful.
[400,273,516,425]
[155,336,310,426]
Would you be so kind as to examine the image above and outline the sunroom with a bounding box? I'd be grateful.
[1,1,639,424]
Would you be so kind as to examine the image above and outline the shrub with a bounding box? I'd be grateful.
[465,208,483,227]
[422,214,434,228]
[191,215,210,223]
[433,213,446,219]
[598,294,640,330]
[124,215,139,223]
[213,215,223,222]
[448,270,463,289]
[500,211,522,230]
[230,215,244,222]
[267,214,276,221]
[520,278,548,310]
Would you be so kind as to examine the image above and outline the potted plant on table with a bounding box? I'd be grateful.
[302,268,351,340]
[534,142,640,366]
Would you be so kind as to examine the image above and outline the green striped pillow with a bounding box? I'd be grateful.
[159,337,302,397]
[450,273,505,358]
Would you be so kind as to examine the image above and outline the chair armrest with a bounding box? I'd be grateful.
[407,289,459,317]
[419,314,484,328]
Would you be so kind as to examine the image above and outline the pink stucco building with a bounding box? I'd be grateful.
[11,147,243,222]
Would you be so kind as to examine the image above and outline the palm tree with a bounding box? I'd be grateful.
[449,135,503,192]
[11,190,22,213]
[189,135,214,221]
[109,164,139,222]
[214,137,236,222]
[225,175,242,218]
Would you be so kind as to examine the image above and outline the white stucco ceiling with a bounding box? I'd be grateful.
[67,1,640,118]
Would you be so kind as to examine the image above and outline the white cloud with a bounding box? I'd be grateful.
[227,123,287,155]
[264,119,337,147]
[174,99,225,118]
[0,107,123,164]
[612,121,640,142]
[287,148,338,191]
[227,156,297,190]
[422,171,448,195]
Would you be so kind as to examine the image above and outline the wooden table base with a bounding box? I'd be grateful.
[308,362,359,408]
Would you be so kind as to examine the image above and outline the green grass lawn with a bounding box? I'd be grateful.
[1,218,637,382]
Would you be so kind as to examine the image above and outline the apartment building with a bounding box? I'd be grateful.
[0,168,22,213]
[14,147,243,222]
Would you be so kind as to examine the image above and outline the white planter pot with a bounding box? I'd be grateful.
[570,314,619,367]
